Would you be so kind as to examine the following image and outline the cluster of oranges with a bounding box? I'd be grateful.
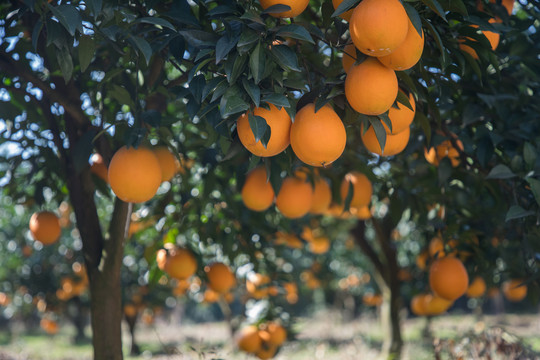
[236,321,287,360]
[242,166,373,221]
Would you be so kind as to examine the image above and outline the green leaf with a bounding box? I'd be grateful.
[56,46,73,82]
[314,96,331,113]
[111,84,135,109]
[438,158,452,185]
[262,4,292,15]
[248,114,269,146]
[179,30,219,48]
[423,19,449,69]
[526,178,540,207]
[276,24,314,44]
[331,0,360,18]
[31,19,43,52]
[402,3,423,37]
[378,112,392,134]
[216,34,239,64]
[220,87,249,118]
[242,78,261,108]
[48,4,82,36]
[262,93,290,108]
[249,42,265,84]
[420,0,447,21]
[129,36,153,65]
[135,17,176,30]
[486,164,516,180]
[447,0,468,16]
[270,45,300,72]
[141,110,161,128]
[524,142,537,168]
[237,30,258,54]
[343,180,354,212]
[124,127,147,149]
[78,35,95,73]
[368,118,386,153]
[396,90,413,111]
[229,54,248,84]
[85,0,102,18]
[415,112,431,144]
[505,205,535,221]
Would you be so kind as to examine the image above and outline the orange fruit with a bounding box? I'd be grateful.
[124,304,138,317]
[378,19,424,70]
[429,235,445,258]
[309,177,332,214]
[416,250,429,271]
[236,325,262,353]
[29,211,61,245]
[274,232,303,249]
[386,90,416,134]
[259,0,309,18]
[290,104,347,167]
[159,247,198,280]
[410,294,429,316]
[478,0,514,15]
[275,171,313,218]
[205,262,236,294]
[424,139,464,167]
[466,276,487,298]
[362,293,383,306]
[265,322,287,346]
[90,153,108,183]
[153,146,180,182]
[237,104,291,157]
[340,171,373,208]
[429,256,469,301]
[361,124,410,156]
[345,58,398,115]
[355,205,372,220]
[459,19,500,59]
[203,288,220,303]
[255,343,278,360]
[108,146,162,203]
[425,294,453,315]
[349,0,409,57]
[342,44,357,73]
[308,237,330,254]
[246,273,271,299]
[502,279,527,302]
[40,318,59,335]
[332,0,354,21]
[241,166,275,211]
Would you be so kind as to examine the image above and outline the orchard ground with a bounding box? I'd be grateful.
[1,310,540,360]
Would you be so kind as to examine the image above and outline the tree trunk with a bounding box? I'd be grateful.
[125,315,141,356]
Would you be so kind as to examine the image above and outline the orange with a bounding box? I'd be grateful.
[236,325,262,353]
[429,235,445,258]
[246,273,271,299]
[308,237,330,254]
[355,205,372,219]
[153,146,180,182]
[108,146,162,203]
[340,172,372,208]
[90,153,108,183]
[378,19,424,70]
[274,232,303,249]
[342,44,357,73]
[203,288,220,303]
[332,0,354,21]
[345,58,398,115]
[416,250,429,271]
[259,0,309,18]
[425,294,453,315]
[424,139,464,167]
[290,104,347,167]
[29,211,61,245]
[502,279,527,302]
[361,124,410,156]
[237,104,291,157]
[255,343,278,360]
[265,322,287,346]
[205,262,236,294]
[349,0,409,57]
[241,166,275,211]
[410,294,429,316]
[124,304,138,317]
[429,257,469,301]
[362,293,383,307]
[309,177,332,214]
[161,247,198,280]
[459,19,500,59]
[466,276,487,298]
[275,171,313,218]
[386,90,416,134]
[478,0,514,15]
[40,318,59,335]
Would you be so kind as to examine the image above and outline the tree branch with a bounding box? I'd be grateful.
[351,220,389,284]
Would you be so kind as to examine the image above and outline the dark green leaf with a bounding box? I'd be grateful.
[31,19,43,52]
[135,17,176,30]
[526,178,540,207]
[486,164,516,180]
[262,4,292,15]
[242,78,261,108]
[141,110,161,128]
[331,0,360,18]
[111,84,135,109]
[179,30,219,48]
[210,81,230,103]
[396,90,413,111]
[202,78,226,102]
[276,24,314,44]
[447,0,468,16]
[505,205,535,221]
[423,19,449,69]
[262,93,290,108]
[48,4,82,36]
[379,112,392,134]
[220,87,249,118]
[524,142,537,168]
[438,158,452,184]
[403,3,423,37]
[56,46,73,82]
[250,42,265,84]
[169,36,186,62]
[415,112,431,144]
[124,127,147,149]
[420,0,447,21]
[343,181,354,212]
[368,118,386,153]
[129,36,153,64]
[85,0,102,18]
[237,30,259,54]
[270,45,300,72]
[229,54,248,84]
[314,96,331,113]
[78,35,95,73]
[248,114,269,146]
[216,34,239,64]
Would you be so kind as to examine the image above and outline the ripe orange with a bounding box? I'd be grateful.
[386,90,416,134]
[40,318,59,335]
[246,273,271,299]
[159,247,197,280]
[425,294,453,315]
[236,325,262,353]
[361,124,410,156]
[309,177,332,214]
[153,146,180,182]
[203,288,220,303]
[290,104,347,167]
[274,232,303,249]
[332,0,354,21]
[429,256,469,301]
[342,44,357,73]
[275,171,313,218]
[345,58,398,115]
[459,19,501,59]
[241,166,275,211]
[308,236,331,254]
[237,104,291,157]
[378,19,424,70]
[466,276,487,298]
[29,211,61,245]
[108,146,162,203]
[265,322,287,346]
[355,205,372,220]
[429,235,445,258]
[362,293,383,307]
[424,139,464,167]
[416,250,429,271]
[340,171,373,208]
[90,153,108,183]
[502,279,527,302]
[205,262,236,294]
[259,0,309,18]
[349,0,409,57]
[410,294,429,316]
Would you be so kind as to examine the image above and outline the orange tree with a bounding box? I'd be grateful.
[1,0,540,359]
